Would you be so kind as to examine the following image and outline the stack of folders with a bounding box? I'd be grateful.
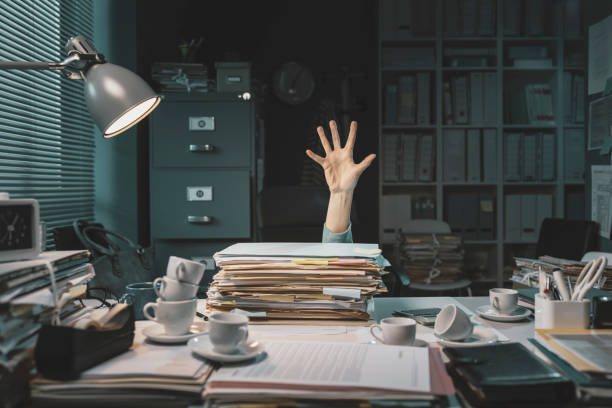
[530,329,612,403]
[30,331,214,407]
[207,243,389,321]
[398,234,464,283]
[511,256,612,291]
[0,250,93,406]
[203,341,455,404]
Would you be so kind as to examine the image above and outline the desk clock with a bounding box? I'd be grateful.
[0,193,41,262]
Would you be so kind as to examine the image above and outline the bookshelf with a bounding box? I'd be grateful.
[378,0,585,287]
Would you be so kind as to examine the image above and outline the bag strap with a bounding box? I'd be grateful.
[81,226,142,257]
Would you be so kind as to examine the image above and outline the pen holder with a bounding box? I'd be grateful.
[534,294,590,330]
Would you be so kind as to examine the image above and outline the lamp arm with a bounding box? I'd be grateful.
[0,53,87,72]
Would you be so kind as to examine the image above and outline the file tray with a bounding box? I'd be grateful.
[34,305,135,380]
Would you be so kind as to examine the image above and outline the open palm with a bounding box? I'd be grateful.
[306,120,376,193]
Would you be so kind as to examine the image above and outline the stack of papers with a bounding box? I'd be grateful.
[151,62,209,93]
[398,234,465,283]
[30,329,213,406]
[512,256,612,290]
[207,243,389,321]
[203,341,455,403]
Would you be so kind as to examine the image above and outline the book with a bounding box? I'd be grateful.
[482,129,497,182]
[443,129,466,182]
[400,133,417,181]
[539,132,555,181]
[563,71,573,123]
[466,129,481,182]
[504,132,521,181]
[483,72,497,124]
[469,72,483,124]
[503,0,521,36]
[384,84,397,124]
[398,75,416,124]
[416,72,431,124]
[565,129,585,182]
[443,81,453,124]
[417,133,434,181]
[452,75,468,124]
[478,0,496,36]
[521,132,537,181]
[573,74,585,123]
[383,133,400,181]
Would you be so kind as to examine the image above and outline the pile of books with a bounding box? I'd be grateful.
[0,250,93,406]
[511,256,612,291]
[397,234,464,283]
[151,62,209,93]
[206,243,389,321]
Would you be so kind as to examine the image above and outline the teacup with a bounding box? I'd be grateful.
[370,317,416,345]
[153,276,199,301]
[434,304,473,341]
[119,282,157,320]
[166,256,206,285]
[208,312,249,354]
[490,288,518,315]
[143,298,196,335]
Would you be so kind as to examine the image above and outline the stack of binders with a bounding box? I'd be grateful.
[206,243,389,321]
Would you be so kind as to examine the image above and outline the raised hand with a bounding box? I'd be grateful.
[306,120,376,194]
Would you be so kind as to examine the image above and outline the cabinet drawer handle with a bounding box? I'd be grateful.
[187,215,213,224]
[189,144,215,153]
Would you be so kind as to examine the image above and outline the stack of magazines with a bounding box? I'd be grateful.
[207,243,389,321]
[151,62,209,93]
[397,233,465,283]
[512,256,612,290]
[0,250,93,406]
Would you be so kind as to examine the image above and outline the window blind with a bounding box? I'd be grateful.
[0,0,95,247]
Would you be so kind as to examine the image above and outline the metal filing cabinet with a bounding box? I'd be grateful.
[149,93,256,279]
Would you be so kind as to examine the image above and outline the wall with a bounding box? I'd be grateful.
[93,0,140,242]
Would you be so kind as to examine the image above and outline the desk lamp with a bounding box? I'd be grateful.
[0,35,160,138]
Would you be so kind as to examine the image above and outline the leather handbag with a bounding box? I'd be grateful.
[73,220,155,298]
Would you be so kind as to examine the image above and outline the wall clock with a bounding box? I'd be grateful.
[272,61,315,105]
[0,195,41,262]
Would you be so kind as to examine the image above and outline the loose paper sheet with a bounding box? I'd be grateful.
[591,165,612,238]
[588,95,612,151]
[589,14,612,95]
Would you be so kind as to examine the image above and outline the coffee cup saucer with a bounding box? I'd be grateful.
[476,305,531,322]
[369,338,429,347]
[436,326,498,347]
[188,333,265,363]
[142,321,208,344]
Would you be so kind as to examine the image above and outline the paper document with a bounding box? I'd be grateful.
[210,341,430,393]
[550,333,612,373]
[589,14,612,95]
[216,242,382,259]
[591,165,612,238]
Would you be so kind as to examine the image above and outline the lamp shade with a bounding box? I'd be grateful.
[83,63,160,138]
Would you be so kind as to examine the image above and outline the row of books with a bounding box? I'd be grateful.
[443,73,497,125]
[443,129,497,183]
[383,133,435,182]
[206,243,388,321]
[505,83,555,125]
[505,194,553,242]
[504,132,555,182]
[444,0,496,37]
[384,73,431,125]
[446,192,495,241]
[563,72,585,124]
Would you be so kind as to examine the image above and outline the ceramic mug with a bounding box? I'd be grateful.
[119,282,157,320]
[490,288,518,315]
[370,317,416,345]
[142,298,196,335]
[434,304,473,341]
[208,312,249,354]
[166,256,206,285]
[153,276,199,301]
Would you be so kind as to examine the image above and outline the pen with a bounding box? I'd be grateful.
[553,269,570,301]
[539,267,546,296]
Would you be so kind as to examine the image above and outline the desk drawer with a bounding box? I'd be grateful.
[151,169,250,239]
[151,101,251,168]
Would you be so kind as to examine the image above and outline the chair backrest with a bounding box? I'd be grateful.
[400,219,451,234]
[536,218,599,261]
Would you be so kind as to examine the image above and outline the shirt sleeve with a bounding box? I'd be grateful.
[322,223,353,243]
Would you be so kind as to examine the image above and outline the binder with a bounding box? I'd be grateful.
[478,0,496,36]
[452,75,469,124]
[383,133,400,181]
[539,132,555,181]
[522,132,538,181]
[464,193,480,241]
[565,0,581,37]
[505,194,521,242]
[384,84,398,124]
[445,0,459,36]
[398,75,416,124]
[400,133,417,181]
[504,132,521,181]
[443,81,453,124]
[478,193,495,240]
[520,194,538,242]
[417,133,435,181]
[483,72,497,125]
[461,0,477,36]
[470,72,484,124]
[466,129,481,182]
[503,0,521,36]
[536,194,553,239]
[564,129,584,182]
[446,193,467,235]
[482,129,497,183]
[416,72,431,125]
[563,72,573,123]
[443,129,466,182]
[573,74,585,123]
[525,0,546,36]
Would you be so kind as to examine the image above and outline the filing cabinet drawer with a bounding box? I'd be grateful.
[151,101,252,168]
[151,169,250,239]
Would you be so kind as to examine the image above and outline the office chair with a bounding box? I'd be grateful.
[535,218,599,261]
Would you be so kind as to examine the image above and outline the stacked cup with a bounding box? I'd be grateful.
[143,256,205,336]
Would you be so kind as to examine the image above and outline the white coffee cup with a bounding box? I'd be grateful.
[434,304,473,341]
[142,298,196,336]
[166,256,206,285]
[490,288,518,315]
[208,312,249,354]
[153,276,199,301]
[370,317,417,345]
